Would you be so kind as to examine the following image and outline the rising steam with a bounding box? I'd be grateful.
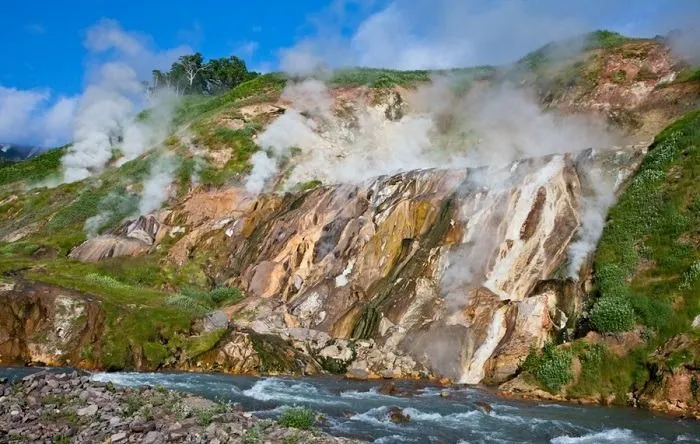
[246,77,614,193]
[138,153,178,215]
[61,20,186,183]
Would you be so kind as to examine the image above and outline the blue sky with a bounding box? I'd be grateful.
[1,0,698,146]
[1,0,338,95]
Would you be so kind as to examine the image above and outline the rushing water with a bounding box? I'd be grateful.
[2,368,699,443]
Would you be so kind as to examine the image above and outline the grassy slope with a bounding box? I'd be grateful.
[524,110,700,401]
[0,77,283,370]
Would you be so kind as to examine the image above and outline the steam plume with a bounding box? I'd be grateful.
[138,153,179,215]
[61,20,187,183]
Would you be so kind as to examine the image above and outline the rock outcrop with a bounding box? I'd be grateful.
[69,215,161,262]
[154,145,645,383]
[0,281,103,366]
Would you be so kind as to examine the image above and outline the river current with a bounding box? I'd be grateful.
[2,368,699,443]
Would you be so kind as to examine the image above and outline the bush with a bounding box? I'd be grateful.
[590,297,635,332]
[679,260,700,290]
[85,273,130,289]
[278,406,315,430]
[629,294,671,330]
[165,293,209,315]
[176,286,245,310]
[208,286,244,305]
[522,343,573,393]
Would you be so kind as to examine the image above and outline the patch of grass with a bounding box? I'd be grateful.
[189,123,259,188]
[521,343,573,393]
[568,109,700,399]
[669,68,700,86]
[165,293,211,315]
[85,272,130,289]
[166,286,245,315]
[243,425,261,444]
[567,342,650,402]
[612,69,627,84]
[584,30,630,50]
[142,341,170,367]
[183,328,228,359]
[0,146,66,186]
[174,74,286,126]
[25,260,197,370]
[589,297,635,332]
[278,406,316,430]
[328,66,496,89]
[292,180,322,192]
[329,68,430,88]
[593,109,700,337]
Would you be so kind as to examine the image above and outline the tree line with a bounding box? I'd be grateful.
[150,53,259,96]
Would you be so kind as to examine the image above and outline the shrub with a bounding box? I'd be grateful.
[522,343,573,393]
[174,286,245,311]
[208,286,244,305]
[590,297,635,332]
[679,260,700,290]
[165,293,209,315]
[242,425,261,444]
[142,342,169,367]
[196,409,214,426]
[585,30,628,50]
[612,70,627,84]
[85,273,130,289]
[629,294,671,329]
[278,406,316,430]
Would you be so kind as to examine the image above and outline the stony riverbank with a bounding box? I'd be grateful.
[0,370,362,443]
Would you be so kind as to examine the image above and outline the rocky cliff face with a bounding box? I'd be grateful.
[0,280,103,366]
[103,143,641,383]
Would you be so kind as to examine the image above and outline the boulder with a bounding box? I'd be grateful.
[387,407,410,424]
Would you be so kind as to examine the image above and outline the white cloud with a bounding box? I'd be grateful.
[84,19,191,82]
[25,23,46,35]
[39,96,78,147]
[235,40,260,58]
[0,87,48,139]
[1,19,189,151]
[278,0,700,71]
[62,20,188,182]
[0,86,76,147]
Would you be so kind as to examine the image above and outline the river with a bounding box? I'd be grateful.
[1,367,698,443]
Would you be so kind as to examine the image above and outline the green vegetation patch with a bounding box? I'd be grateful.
[24,263,197,370]
[0,146,66,187]
[166,286,244,316]
[522,343,573,393]
[566,342,650,403]
[328,68,430,88]
[278,406,316,430]
[593,109,700,336]
[173,74,286,126]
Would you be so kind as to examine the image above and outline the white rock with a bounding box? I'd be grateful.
[319,342,354,362]
[110,432,127,442]
[77,404,98,416]
[143,431,161,444]
[692,315,700,329]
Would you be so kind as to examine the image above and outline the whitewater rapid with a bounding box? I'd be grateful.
[76,371,700,444]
